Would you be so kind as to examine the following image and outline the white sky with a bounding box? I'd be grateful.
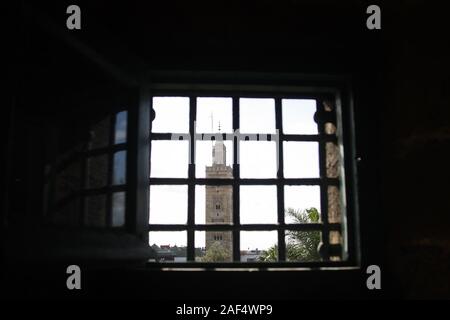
[148,97,321,251]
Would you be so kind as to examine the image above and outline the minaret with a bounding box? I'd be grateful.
[205,125,233,261]
[212,122,226,165]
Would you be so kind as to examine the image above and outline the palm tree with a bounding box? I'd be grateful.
[260,207,322,262]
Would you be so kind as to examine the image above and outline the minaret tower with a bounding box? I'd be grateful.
[205,124,233,261]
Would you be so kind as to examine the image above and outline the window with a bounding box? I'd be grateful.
[44,110,129,228]
[146,80,359,268]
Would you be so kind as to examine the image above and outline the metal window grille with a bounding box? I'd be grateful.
[146,82,359,269]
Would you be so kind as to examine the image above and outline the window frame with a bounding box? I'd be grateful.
[45,110,129,229]
[137,73,360,270]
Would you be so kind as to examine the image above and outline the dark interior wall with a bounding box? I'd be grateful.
[381,3,450,298]
[4,0,450,299]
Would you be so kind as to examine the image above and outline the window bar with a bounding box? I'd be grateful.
[133,89,150,239]
[106,114,115,227]
[232,97,240,262]
[187,96,196,261]
[149,177,338,186]
[148,223,336,232]
[317,99,330,261]
[283,134,337,143]
[275,98,286,261]
[147,95,158,233]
